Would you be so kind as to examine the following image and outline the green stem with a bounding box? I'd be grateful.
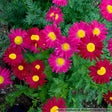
[3,0,8,21]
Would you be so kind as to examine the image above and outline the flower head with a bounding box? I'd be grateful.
[48,54,72,73]
[42,24,63,48]
[25,28,46,53]
[88,58,112,84]
[3,47,23,66]
[54,36,78,58]
[89,20,108,41]
[42,97,67,112]
[103,90,112,106]
[77,34,104,61]
[68,21,89,44]
[53,0,68,7]
[25,72,47,89]
[99,0,112,22]
[12,60,30,80]
[30,59,45,73]
[0,66,13,89]
[45,6,63,25]
[8,28,28,51]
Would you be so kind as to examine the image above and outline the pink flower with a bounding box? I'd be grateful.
[8,28,28,51]
[107,38,112,55]
[53,0,68,7]
[99,0,112,22]
[54,36,78,58]
[45,6,63,25]
[0,66,13,89]
[89,20,108,41]
[42,24,63,48]
[68,21,89,44]
[48,54,72,73]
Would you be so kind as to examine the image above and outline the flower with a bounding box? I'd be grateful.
[12,60,30,80]
[77,34,104,62]
[25,28,46,53]
[0,66,13,89]
[68,21,89,44]
[52,0,68,7]
[8,28,28,51]
[99,0,112,22]
[89,20,108,41]
[48,54,72,73]
[30,59,45,73]
[42,97,67,112]
[88,58,112,84]
[107,38,112,55]
[103,90,112,106]
[42,24,63,48]
[25,72,47,89]
[54,36,78,58]
[3,47,23,66]
[45,6,63,25]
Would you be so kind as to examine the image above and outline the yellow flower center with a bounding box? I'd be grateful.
[48,32,56,41]
[87,43,95,52]
[35,43,37,47]
[31,35,40,41]
[0,76,4,84]
[97,67,106,76]
[50,13,54,17]
[62,43,70,51]
[77,30,85,38]
[18,65,24,71]
[57,58,64,66]
[35,65,40,70]
[55,14,58,20]
[93,28,100,36]
[50,106,59,112]
[9,53,17,60]
[110,97,112,100]
[14,36,23,45]
[107,5,112,13]
[32,75,39,82]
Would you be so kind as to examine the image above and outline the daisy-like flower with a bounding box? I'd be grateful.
[8,28,28,51]
[54,36,78,58]
[3,47,23,66]
[89,20,108,41]
[25,72,47,89]
[12,60,30,80]
[30,59,45,73]
[107,38,112,55]
[68,21,89,43]
[77,34,104,62]
[45,6,63,25]
[103,90,112,106]
[42,24,63,48]
[53,0,68,7]
[99,0,112,22]
[0,66,13,89]
[48,54,72,73]
[88,58,112,84]
[25,28,46,53]
[42,97,67,112]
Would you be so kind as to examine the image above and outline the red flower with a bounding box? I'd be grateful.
[103,90,112,106]
[77,34,104,61]
[12,60,30,80]
[42,97,67,112]
[30,59,45,73]
[3,47,23,66]
[88,58,112,84]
